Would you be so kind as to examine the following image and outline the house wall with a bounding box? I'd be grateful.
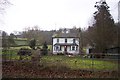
[53,38,79,45]
[53,38,79,55]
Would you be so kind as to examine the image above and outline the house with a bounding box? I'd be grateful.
[86,44,93,54]
[52,32,80,55]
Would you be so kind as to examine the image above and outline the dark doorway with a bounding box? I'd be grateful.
[64,46,67,54]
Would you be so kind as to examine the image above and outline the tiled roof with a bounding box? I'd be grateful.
[52,33,78,38]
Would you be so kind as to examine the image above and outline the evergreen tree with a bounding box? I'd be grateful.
[2,31,10,50]
[91,0,116,53]
[8,33,16,47]
[42,41,48,55]
[115,23,120,47]
[29,38,36,50]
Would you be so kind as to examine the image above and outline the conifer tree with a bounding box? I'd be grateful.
[92,0,115,52]
[42,41,48,55]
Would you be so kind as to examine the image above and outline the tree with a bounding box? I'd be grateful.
[2,32,17,49]
[29,38,36,50]
[2,31,10,49]
[8,33,16,47]
[0,0,12,26]
[42,41,48,55]
[115,22,120,47]
[0,0,12,14]
[22,26,56,45]
[91,0,116,53]
[22,26,44,45]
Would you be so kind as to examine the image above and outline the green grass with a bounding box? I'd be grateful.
[2,49,118,71]
[14,38,52,50]
[41,55,118,71]
[10,46,31,50]
[9,45,52,50]
[14,39,28,46]
[14,38,28,40]
[48,45,52,50]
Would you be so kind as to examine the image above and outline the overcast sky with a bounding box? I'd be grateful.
[0,0,119,34]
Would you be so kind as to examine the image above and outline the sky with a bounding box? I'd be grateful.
[0,0,119,34]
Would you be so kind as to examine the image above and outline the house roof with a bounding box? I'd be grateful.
[54,43,78,46]
[52,33,79,38]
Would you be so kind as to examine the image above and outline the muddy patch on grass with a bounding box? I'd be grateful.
[2,61,119,78]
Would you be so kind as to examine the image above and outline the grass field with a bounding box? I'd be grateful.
[2,47,118,71]
[14,38,52,50]
[2,50,118,71]
[41,55,118,71]
[10,45,52,50]
[14,38,28,46]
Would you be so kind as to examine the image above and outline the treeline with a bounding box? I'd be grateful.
[0,26,80,47]
[1,22,119,53]
[20,26,80,45]
[1,0,120,53]
[81,1,120,53]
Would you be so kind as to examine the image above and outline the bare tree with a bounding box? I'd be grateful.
[0,0,12,14]
[0,0,12,28]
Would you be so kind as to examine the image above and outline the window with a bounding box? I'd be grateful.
[72,46,75,50]
[65,38,67,43]
[73,39,75,43]
[54,46,59,51]
[60,46,62,51]
[57,38,59,43]
[56,46,59,51]
[76,46,78,51]
[54,46,61,51]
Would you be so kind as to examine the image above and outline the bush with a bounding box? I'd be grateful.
[17,48,32,60]
[57,53,64,55]
[89,53,105,58]
[29,39,36,50]
[41,41,48,55]
[66,53,73,55]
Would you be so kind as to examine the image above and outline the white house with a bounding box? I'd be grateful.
[52,33,80,55]
[86,44,93,54]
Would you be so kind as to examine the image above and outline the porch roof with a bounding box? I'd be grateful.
[54,43,78,46]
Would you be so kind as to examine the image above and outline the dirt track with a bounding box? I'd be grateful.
[2,61,119,78]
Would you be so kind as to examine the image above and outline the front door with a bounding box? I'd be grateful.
[64,46,67,54]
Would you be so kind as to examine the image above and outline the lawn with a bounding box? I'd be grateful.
[14,38,28,46]
[10,45,52,50]
[2,49,118,71]
[41,55,118,71]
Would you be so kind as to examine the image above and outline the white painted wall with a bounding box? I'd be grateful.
[53,38,79,55]
[53,38,79,44]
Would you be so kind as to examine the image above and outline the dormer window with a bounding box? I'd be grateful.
[65,38,67,43]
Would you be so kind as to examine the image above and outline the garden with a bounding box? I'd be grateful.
[2,48,119,78]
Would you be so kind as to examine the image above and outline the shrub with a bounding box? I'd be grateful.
[29,39,36,50]
[57,53,64,55]
[41,41,48,55]
[90,53,105,58]
[17,48,32,60]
